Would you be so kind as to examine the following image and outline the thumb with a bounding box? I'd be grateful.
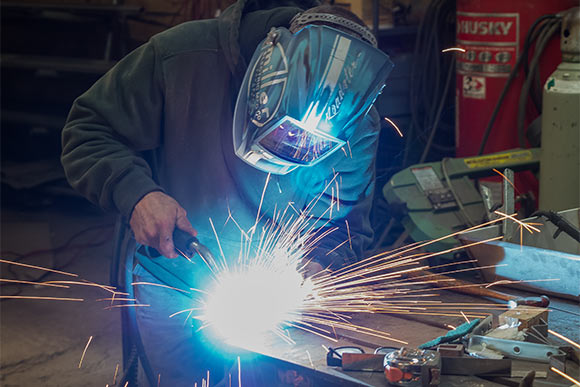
[158,222,178,258]
[175,209,196,237]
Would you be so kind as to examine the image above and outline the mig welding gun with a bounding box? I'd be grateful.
[170,228,216,263]
[148,228,216,264]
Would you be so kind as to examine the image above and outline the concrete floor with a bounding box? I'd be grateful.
[1,198,122,386]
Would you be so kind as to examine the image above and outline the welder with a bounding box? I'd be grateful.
[61,0,393,385]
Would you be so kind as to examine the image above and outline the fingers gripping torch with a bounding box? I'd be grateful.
[147,228,216,264]
[171,228,216,265]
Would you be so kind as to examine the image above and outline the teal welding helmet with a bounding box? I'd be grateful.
[233,21,394,175]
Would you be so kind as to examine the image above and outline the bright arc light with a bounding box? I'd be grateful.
[202,261,312,348]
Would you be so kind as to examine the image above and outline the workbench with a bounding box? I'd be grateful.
[233,289,579,386]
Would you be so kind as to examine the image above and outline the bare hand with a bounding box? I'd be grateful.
[129,191,196,258]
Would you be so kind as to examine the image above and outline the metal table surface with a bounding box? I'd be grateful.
[236,290,579,386]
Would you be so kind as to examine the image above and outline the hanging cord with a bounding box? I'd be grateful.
[110,221,156,387]
[517,19,561,148]
[477,14,561,155]
[441,158,476,227]
[404,0,455,167]
[419,56,456,164]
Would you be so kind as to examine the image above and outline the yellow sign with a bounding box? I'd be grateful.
[464,150,533,169]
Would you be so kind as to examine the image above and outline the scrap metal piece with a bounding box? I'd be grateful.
[518,370,536,387]
[470,315,494,337]
[341,353,384,372]
[499,305,549,330]
[468,335,565,363]
[436,344,464,357]
[458,208,580,299]
[502,168,515,242]
[440,356,511,377]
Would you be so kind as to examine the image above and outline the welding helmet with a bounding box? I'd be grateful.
[233,16,394,175]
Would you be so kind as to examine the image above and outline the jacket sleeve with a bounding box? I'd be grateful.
[61,40,165,219]
[303,108,381,270]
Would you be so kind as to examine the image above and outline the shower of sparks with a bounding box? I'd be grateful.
[492,168,519,194]
[0,258,78,277]
[0,173,555,383]
[181,174,550,350]
[96,297,137,302]
[0,279,69,288]
[442,47,466,53]
[43,280,117,293]
[237,356,242,387]
[104,304,151,310]
[113,363,119,384]
[551,367,580,385]
[78,336,93,368]
[383,117,404,137]
[0,295,84,302]
[132,281,191,294]
[548,329,580,350]
[306,350,314,368]
[493,210,543,247]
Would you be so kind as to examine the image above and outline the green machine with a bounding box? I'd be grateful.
[383,149,540,258]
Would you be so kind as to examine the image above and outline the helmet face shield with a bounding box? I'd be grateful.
[233,24,394,175]
[256,116,345,166]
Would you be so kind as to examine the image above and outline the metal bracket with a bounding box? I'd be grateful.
[468,335,564,363]
[502,168,515,242]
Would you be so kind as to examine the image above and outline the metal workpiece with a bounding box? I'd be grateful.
[459,208,580,299]
[467,335,565,363]
[502,168,515,242]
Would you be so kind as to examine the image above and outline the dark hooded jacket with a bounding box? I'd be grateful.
[61,0,381,282]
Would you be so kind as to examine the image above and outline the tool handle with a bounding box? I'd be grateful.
[172,228,199,258]
[510,295,550,308]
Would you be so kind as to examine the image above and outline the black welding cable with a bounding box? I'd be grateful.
[523,16,562,113]
[418,1,456,159]
[477,14,559,155]
[441,157,476,227]
[517,20,561,148]
[424,2,443,126]
[524,18,560,122]
[117,249,157,387]
[523,15,561,77]
[419,56,456,163]
[404,0,455,166]
[406,0,441,165]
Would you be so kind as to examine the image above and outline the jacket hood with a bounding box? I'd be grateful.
[218,0,320,82]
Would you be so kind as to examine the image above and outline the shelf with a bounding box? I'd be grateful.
[1,2,142,16]
[2,54,117,74]
[378,25,418,38]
